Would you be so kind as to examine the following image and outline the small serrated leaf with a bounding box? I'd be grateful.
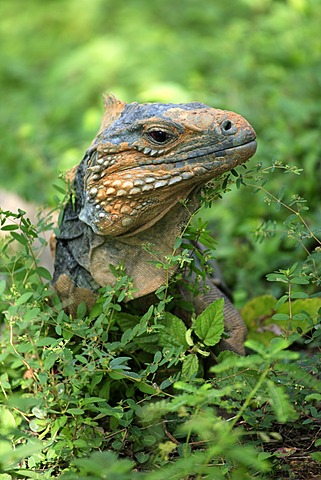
[181,354,199,381]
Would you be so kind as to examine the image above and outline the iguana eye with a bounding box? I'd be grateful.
[148,130,172,143]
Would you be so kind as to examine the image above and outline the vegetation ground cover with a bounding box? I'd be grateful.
[0,1,320,478]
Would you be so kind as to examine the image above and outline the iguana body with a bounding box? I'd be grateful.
[53,94,256,354]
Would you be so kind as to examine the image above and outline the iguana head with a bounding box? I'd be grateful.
[78,94,256,237]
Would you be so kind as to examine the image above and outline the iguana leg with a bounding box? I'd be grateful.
[54,274,97,317]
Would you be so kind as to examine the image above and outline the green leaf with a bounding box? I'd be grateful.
[181,354,199,380]
[10,231,28,246]
[66,408,85,415]
[81,397,109,406]
[278,298,321,333]
[272,313,290,321]
[310,452,321,462]
[277,185,286,202]
[109,357,131,370]
[43,351,58,370]
[0,279,6,296]
[185,328,194,346]
[15,292,33,305]
[290,291,308,299]
[135,452,150,464]
[0,373,11,390]
[305,393,321,402]
[137,383,158,394]
[36,337,59,347]
[266,380,297,423]
[211,351,264,373]
[35,267,52,280]
[292,313,308,321]
[0,440,43,470]
[290,276,310,285]
[0,407,16,434]
[31,407,47,419]
[268,337,293,353]
[0,473,12,480]
[29,419,47,432]
[159,313,189,349]
[244,339,270,356]
[266,273,288,283]
[274,295,288,310]
[1,224,19,231]
[193,298,224,346]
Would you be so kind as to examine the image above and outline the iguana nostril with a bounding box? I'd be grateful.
[221,119,237,135]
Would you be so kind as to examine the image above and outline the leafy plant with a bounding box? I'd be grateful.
[1,2,321,476]
[1,160,321,479]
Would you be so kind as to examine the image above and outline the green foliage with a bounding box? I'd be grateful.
[193,298,224,347]
[1,193,321,478]
[1,2,321,478]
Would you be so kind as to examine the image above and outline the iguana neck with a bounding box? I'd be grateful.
[89,192,200,298]
[55,159,200,299]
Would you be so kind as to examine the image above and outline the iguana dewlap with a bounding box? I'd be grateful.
[53,94,256,354]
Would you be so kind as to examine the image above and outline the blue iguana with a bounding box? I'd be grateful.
[52,94,257,354]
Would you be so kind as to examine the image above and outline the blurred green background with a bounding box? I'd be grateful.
[1,0,320,301]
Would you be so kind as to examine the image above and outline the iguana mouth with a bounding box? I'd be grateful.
[82,138,257,235]
[211,138,256,155]
[185,138,257,162]
[89,137,256,180]
[133,137,257,167]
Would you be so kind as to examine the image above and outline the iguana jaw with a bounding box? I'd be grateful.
[79,139,256,237]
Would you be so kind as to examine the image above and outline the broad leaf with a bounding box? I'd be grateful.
[159,312,189,350]
[193,298,224,346]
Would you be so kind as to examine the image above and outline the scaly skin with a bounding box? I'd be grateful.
[53,94,256,354]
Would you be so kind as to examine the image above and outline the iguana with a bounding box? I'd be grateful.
[52,94,257,354]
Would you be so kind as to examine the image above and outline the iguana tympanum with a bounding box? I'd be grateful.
[52,94,256,355]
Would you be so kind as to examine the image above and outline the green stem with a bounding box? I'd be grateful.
[246,182,321,248]
[227,365,270,429]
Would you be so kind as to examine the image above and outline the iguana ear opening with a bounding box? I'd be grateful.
[96,93,126,136]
